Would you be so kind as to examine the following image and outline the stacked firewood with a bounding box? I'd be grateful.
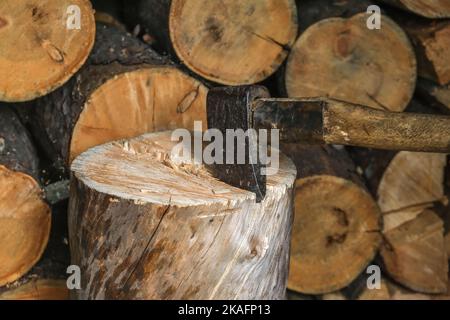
[0,0,448,299]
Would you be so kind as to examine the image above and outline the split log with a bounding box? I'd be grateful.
[349,149,448,230]
[377,152,447,232]
[18,24,208,176]
[0,0,95,102]
[417,78,450,114]
[399,19,450,86]
[381,209,448,294]
[123,0,298,85]
[0,106,51,286]
[282,144,381,294]
[0,201,70,300]
[379,0,450,18]
[284,13,416,112]
[68,131,296,299]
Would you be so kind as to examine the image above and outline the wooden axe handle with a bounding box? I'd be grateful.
[322,100,450,153]
[254,98,450,153]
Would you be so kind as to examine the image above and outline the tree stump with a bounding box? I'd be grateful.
[18,24,208,175]
[284,13,416,112]
[0,0,95,102]
[123,0,298,85]
[68,131,296,299]
[282,144,381,294]
[0,106,51,286]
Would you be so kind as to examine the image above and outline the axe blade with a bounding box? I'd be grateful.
[206,86,270,202]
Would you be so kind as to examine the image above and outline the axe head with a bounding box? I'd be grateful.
[206,86,270,202]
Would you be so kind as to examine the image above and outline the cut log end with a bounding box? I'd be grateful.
[285,13,416,112]
[288,175,381,294]
[0,0,95,102]
[377,152,447,232]
[0,165,51,286]
[69,131,296,299]
[69,67,208,163]
[381,0,450,18]
[381,209,449,294]
[169,0,298,85]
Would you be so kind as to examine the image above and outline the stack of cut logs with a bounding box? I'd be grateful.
[0,0,449,300]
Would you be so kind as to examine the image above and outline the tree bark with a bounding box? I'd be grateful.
[0,106,51,286]
[68,131,296,299]
[123,0,298,85]
[17,23,208,177]
[281,144,381,295]
[0,0,95,102]
[284,13,416,112]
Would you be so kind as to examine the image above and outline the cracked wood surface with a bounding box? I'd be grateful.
[69,131,296,299]
[124,0,298,85]
[285,13,416,112]
[282,144,381,295]
[0,0,95,102]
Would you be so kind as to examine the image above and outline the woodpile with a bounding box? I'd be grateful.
[0,0,449,301]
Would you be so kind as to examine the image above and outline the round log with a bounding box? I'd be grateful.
[0,106,51,286]
[0,0,95,102]
[284,13,416,112]
[68,131,296,299]
[377,151,448,232]
[18,24,208,175]
[282,144,381,295]
[124,0,298,85]
[0,200,71,299]
[381,209,448,294]
[379,0,450,18]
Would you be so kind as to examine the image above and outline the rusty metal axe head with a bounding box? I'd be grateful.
[206,85,270,202]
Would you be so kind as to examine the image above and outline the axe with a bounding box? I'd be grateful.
[206,85,450,202]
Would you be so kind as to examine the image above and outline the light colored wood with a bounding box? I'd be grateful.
[387,281,432,300]
[169,0,298,85]
[0,279,68,300]
[322,100,450,153]
[380,0,450,18]
[69,131,296,299]
[0,165,51,286]
[0,0,95,102]
[377,152,447,232]
[288,175,381,294]
[381,210,448,294]
[69,67,208,163]
[285,13,416,112]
